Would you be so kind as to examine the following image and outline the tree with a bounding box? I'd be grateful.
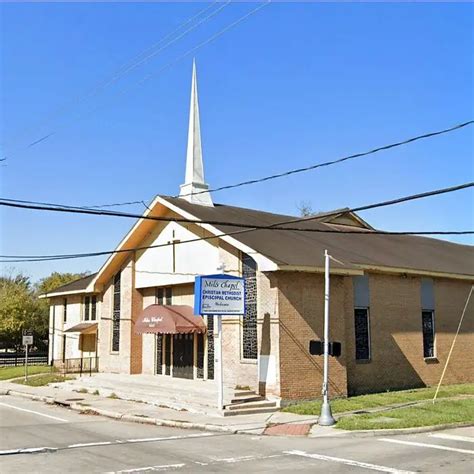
[0,273,38,350]
[297,200,314,217]
[36,271,89,295]
[0,271,88,351]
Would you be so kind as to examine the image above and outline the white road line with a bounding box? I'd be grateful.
[109,464,186,473]
[0,401,68,422]
[105,453,289,473]
[285,450,416,474]
[208,453,287,464]
[68,441,113,448]
[0,446,58,456]
[380,438,474,455]
[2,432,216,456]
[429,433,474,443]
[125,433,214,443]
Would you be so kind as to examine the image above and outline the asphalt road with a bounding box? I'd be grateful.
[1,394,473,473]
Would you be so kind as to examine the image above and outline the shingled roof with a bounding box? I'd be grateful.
[161,197,474,278]
[43,273,97,296]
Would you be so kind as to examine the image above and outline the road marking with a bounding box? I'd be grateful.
[208,453,287,464]
[0,401,68,422]
[125,433,214,443]
[68,441,113,448]
[109,464,185,473]
[0,447,58,456]
[285,450,416,473]
[1,432,216,456]
[429,433,474,443]
[380,438,474,455]
[105,453,289,472]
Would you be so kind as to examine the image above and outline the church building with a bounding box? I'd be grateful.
[45,62,474,405]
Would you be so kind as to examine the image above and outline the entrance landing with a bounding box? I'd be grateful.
[58,373,236,415]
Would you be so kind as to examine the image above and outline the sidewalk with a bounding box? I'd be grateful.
[0,380,319,435]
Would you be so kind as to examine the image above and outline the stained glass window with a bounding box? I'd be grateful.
[422,310,435,358]
[354,308,370,360]
[242,254,258,359]
[112,272,121,352]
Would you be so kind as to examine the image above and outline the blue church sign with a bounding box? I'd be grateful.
[194,274,245,316]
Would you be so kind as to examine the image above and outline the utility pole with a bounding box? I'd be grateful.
[319,249,336,426]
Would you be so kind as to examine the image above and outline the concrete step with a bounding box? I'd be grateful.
[229,394,265,404]
[223,405,278,417]
[227,400,276,411]
[233,390,255,397]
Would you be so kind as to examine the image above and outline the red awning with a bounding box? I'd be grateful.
[135,305,206,335]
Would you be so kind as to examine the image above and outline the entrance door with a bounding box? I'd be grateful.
[173,334,194,379]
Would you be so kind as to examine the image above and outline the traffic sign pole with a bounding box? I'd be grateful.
[24,343,29,382]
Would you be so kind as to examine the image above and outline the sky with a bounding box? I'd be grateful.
[0,1,473,282]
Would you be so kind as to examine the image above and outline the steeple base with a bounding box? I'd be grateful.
[179,181,214,207]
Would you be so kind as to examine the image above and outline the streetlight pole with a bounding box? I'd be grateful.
[319,249,336,426]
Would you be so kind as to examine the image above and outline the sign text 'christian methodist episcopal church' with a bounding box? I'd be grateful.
[194,274,245,316]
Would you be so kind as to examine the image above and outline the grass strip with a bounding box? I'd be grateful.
[12,373,72,387]
[0,365,53,381]
[282,383,474,415]
[335,398,474,430]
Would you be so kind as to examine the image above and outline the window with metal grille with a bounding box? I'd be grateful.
[207,316,214,380]
[164,334,171,375]
[422,310,435,358]
[242,253,258,359]
[354,308,370,360]
[112,272,121,352]
[63,298,68,323]
[156,287,172,305]
[197,334,204,379]
[156,334,163,374]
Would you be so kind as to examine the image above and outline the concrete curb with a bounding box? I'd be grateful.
[3,387,471,438]
[83,406,240,433]
[0,387,246,434]
[337,422,474,437]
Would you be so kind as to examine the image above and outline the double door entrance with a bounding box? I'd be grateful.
[172,334,194,379]
[156,333,207,380]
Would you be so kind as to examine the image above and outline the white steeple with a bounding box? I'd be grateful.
[179,60,213,207]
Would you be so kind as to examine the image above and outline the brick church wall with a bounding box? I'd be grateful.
[345,274,474,395]
[277,271,349,402]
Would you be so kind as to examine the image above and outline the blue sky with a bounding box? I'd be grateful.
[1,1,473,282]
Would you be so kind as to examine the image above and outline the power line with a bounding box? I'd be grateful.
[1,181,472,230]
[3,119,472,211]
[263,182,474,227]
[1,182,472,263]
[176,120,474,199]
[2,1,226,157]
[2,227,472,264]
[2,1,270,162]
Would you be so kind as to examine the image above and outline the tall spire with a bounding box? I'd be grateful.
[179,60,213,206]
